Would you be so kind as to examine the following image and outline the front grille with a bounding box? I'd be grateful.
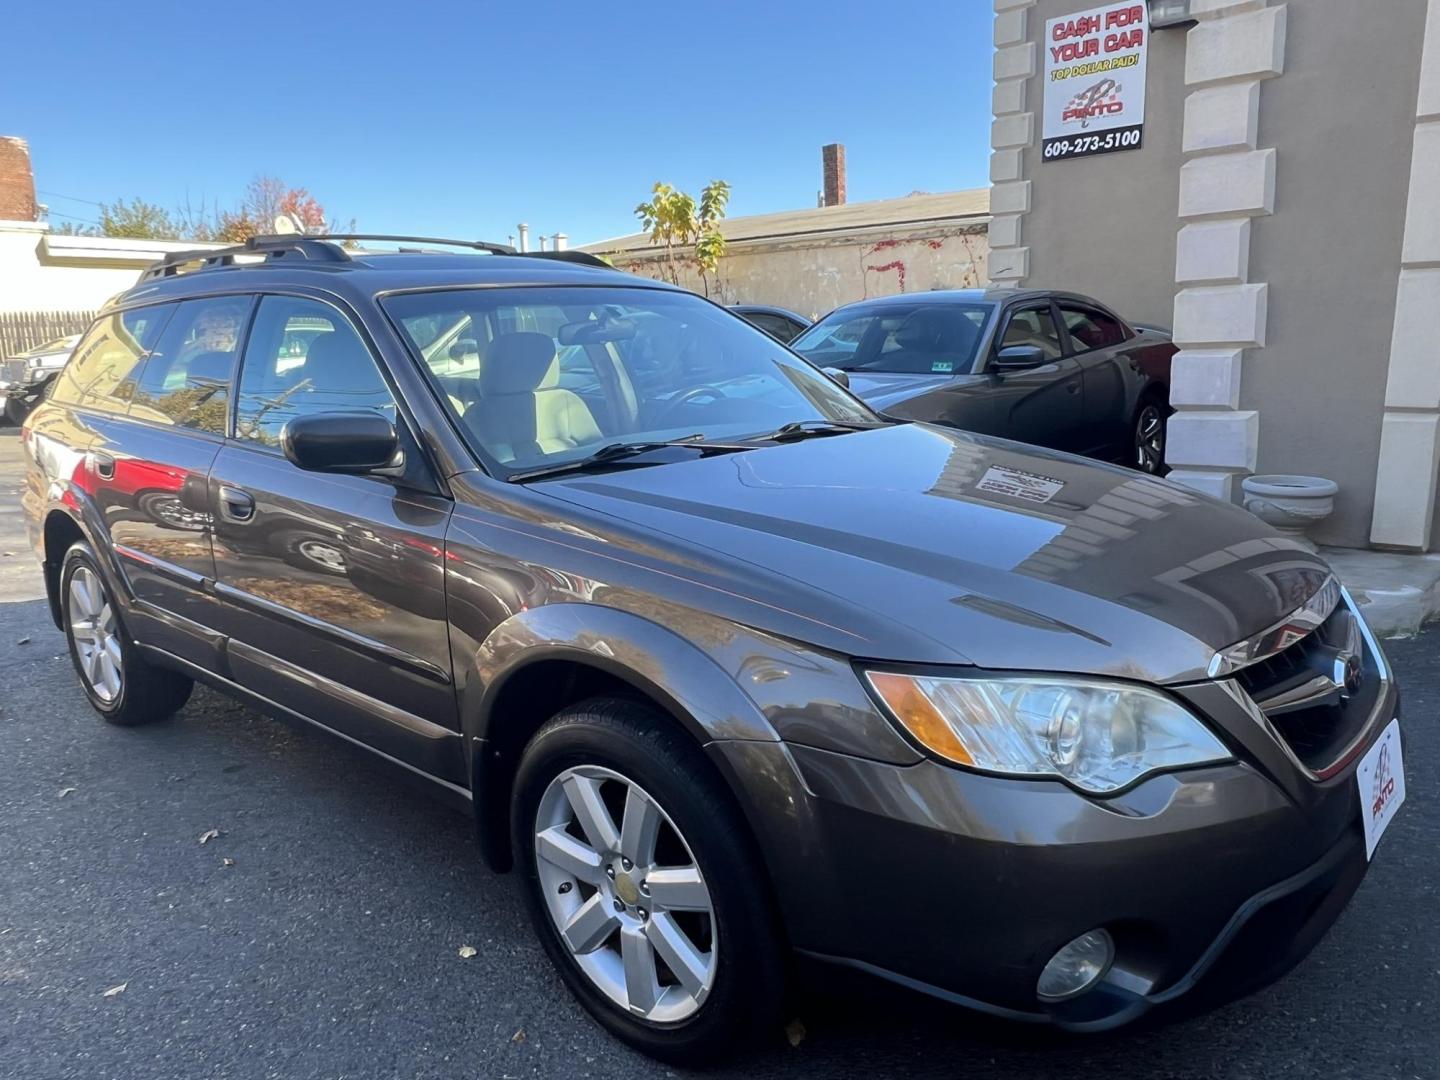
[0,358,25,384]
[1236,601,1383,776]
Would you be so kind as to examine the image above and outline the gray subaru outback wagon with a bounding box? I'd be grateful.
[21,235,1404,1063]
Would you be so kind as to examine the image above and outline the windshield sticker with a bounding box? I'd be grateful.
[931,361,954,373]
[977,466,1065,504]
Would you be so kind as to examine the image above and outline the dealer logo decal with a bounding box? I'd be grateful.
[1063,78,1124,127]
[1371,743,1397,821]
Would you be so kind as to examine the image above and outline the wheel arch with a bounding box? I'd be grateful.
[464,604,782,871]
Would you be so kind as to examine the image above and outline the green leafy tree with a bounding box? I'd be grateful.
[633,180,730,295]
[96,198,180,240]
[693,180,730,296]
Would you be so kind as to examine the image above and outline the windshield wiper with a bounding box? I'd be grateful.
[751,419,890,443]
[505,435,753,483]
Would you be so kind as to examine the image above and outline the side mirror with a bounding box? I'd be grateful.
[281,412,400,474]
[822,366,850,388]
[992,344,1048,371]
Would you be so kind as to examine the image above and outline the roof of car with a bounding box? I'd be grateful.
[110,236,674,312]
[823,288,1101,313]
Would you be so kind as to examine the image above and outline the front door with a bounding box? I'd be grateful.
[985,302,1087,452]
[1055,301,1135,456]
[208,293,462,784]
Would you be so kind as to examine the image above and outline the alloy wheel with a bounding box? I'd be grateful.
[67,565,122,702]
[1135,404,1165,473]
[534,765,717,1023]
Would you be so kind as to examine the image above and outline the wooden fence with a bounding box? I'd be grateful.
[0,310,97,358]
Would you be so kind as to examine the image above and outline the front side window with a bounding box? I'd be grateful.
[235,296,397,447]
[1058,305,1128,352]
[996,306,1063,362]
[383,286,871,474]
[791,302,993,375]
[129,296,252,434]
[49,305,174,413]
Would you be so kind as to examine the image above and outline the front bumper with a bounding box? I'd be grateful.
[708,674,1397,1029]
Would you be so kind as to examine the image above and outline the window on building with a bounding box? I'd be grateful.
[128,297,253,434]
[234,296,397,448]
[49,305,175,413]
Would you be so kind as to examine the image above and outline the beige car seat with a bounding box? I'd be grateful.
[467,332,602,463]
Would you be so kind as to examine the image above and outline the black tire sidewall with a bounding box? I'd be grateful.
[1134,398,1167,475]
[511,699,784,1062]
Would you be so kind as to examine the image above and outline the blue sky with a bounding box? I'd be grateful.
[5,1,994,246]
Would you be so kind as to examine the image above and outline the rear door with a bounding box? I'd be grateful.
[1055,301,1136,455]
[207,293,463,784]
[87,296,253,666]
[983,301,1086,452]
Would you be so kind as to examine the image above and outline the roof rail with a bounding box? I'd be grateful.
[522,249,612,269]
[313,234,517,255]
[140,235,353,280]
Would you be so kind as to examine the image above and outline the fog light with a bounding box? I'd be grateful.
[1037,929,1114,1002]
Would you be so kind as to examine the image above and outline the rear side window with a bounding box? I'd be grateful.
[49,305,174,413]
[129,296,253,434]
[997,306,1063,361]
[234,296,397,447]
[1058,305,1128,352]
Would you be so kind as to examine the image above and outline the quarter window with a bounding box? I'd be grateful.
[49,305,174,413]
[234,296,397,447]
[998,306,1063,361]
[1058,305,1128,352]
[129,296,252,434]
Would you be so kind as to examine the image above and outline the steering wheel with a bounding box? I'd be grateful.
[652,384,727,426]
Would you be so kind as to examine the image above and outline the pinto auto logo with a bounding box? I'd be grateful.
[1062,77,1124,128]
[1371,742,1397,822]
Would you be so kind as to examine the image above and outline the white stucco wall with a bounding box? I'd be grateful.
[0,222,219,314]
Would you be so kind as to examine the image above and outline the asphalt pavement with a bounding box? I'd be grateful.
[1,422,1437,1080]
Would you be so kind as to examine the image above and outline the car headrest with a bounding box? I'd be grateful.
[185,351,234,383]
[483,333,558,395]
[301,330,382,391]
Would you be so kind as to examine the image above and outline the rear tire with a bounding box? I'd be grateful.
[60,541,193,725]
[3,396,29,427]
[511,697,785,1064]
[1132,395,1168,475]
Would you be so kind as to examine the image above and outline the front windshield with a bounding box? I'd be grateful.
[791,301,994,375]
[382,286,874,476]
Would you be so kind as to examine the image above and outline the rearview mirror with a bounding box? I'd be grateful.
[281,412,400,474]
[822,367,850,388]
[992,345,1048,371]
[558,317,638,346]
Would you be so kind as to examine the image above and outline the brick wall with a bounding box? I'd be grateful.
[0,136,37,221]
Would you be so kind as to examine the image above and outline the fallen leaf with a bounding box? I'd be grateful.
[57,787,77,798]
[198,829,220,845]
[785,1018,807,1047]
[458,945,477,959]
[102,982,127,998]
[511,1027,526,1044]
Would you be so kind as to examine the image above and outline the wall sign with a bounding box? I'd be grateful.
[1042,2,1148,161]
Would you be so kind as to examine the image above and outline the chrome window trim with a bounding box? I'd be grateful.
[1205,574,1341,679]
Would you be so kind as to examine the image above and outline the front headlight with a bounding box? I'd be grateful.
[865,671,1232,793]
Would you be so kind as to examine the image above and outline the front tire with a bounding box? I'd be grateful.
[60,541,193,725]
[511,697,785,1063]
[3,395,30,427]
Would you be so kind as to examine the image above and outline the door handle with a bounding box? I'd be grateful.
[1066,381,1080,394]
[88,451,115,480]
[217,485,255,523]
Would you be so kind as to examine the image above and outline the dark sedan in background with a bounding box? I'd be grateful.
[791,289,1175,473]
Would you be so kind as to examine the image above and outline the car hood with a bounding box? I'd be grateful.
[844,370,977,411]
[538,423,1332,684]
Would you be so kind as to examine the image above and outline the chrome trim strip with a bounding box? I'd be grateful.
[1205,574,1341,679]
[1217,588,1389,782]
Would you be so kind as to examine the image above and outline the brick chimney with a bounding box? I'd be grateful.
[0,136,38,221]
[821,143,846,207]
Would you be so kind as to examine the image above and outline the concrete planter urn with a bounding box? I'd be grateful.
[1241,475,1339,550]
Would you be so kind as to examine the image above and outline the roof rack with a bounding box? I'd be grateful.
[139,233,610,281]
